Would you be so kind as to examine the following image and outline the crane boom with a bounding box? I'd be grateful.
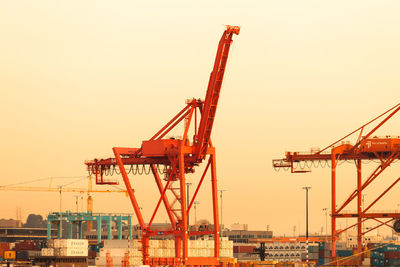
[194,25,240,161]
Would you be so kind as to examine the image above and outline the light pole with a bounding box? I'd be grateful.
[218,189,227,238]
[186,182,192,225]
[59,186,63,239]
[303,186,311,263]
[323,208,328,237]
[194,201,200,234]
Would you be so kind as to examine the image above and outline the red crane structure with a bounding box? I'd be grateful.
[85,25,240,267]
[273,103,400,266]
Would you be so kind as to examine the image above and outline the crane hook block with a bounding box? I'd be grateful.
[225,25,240,35]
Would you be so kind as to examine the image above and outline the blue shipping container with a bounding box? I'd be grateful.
[337,250,352,257]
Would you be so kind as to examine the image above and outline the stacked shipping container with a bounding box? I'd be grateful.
[41,239,88,257]
[95,239,234,267]
[371,243,400,267]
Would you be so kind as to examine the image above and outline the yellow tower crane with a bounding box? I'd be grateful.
[0,176,127,230]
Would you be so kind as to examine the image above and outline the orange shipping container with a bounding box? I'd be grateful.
[4,251,16,260]
[360,138,400,152]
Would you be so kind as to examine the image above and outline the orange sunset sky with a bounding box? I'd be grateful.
[1,1,400,236]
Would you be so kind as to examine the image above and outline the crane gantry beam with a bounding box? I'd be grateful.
[273,103,400,267]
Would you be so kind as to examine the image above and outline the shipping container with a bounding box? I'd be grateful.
[360,137,400,153]
[383,244,400,252]
[4,251,16,260]
[384,251,400,259]
[57,248,88,257]
[336,250,352,257]
[233,245,256,253]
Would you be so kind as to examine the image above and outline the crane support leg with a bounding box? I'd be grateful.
[331,153,338,261]
[151,164,177,228]
[178,149,188,263]
[113,147,146,229]
[210,152,220,258]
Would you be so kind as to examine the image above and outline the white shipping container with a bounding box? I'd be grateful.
[104,240,129,248]
[41,248,47,257]
[54,239,62,248]
[61,239,88,248]
[59,248,88,257]
[41,248,55,257]
[130,240,141,249]
[206,240,214,248]
[188,249,196,257]
[166,240,174,249]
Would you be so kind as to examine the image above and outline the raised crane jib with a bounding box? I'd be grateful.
[194,25,240,161]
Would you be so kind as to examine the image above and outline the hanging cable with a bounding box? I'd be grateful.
[312,160,319,168]
[60,177,88,187]
[299,161,306,169]
[305,161,312,168]
[320,160,326,168]
[272,161,281,172]
[115,166,120,175]
[144,165,151,175]
[137,165,144,175]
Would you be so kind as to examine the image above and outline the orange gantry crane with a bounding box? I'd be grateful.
[85,25,240,267]
[273,103,400,266]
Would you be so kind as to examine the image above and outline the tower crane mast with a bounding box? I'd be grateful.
[85,26,239,267]
[273,103,400,266]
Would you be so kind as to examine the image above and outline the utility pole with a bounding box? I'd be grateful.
[218,189,227,238]
[303,186,311,263]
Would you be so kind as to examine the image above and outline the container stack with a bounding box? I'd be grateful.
[262,242,317,262]
[128,240,143,266]
[14,241,41,261]
[371,243,400,267]
[335,248,357,266]
[187,239,233,258]
[317,242,331,266]
[233,244,258,261]
[0,243,10,261]
[42,239,88,257]
[95,239,233,267]
[96,240,142,267]
[41,248,55,257]
[147,239,233,258]
[301,243,318,262]
[148,239,174,257]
